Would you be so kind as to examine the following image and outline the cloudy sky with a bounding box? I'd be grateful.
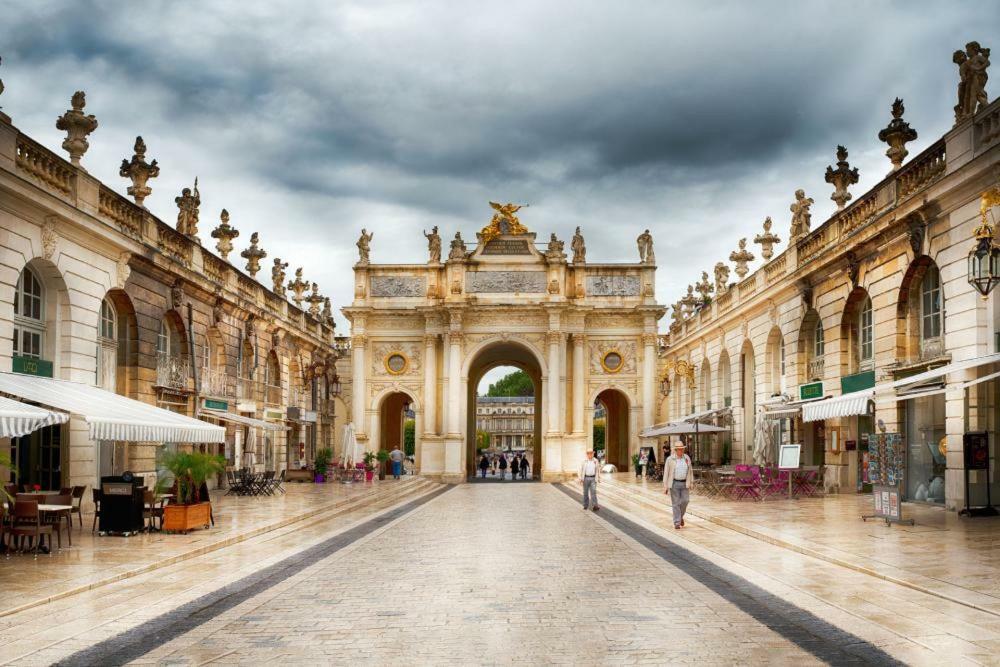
[1,1,995,341]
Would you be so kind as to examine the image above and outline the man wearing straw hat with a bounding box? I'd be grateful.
[663,440,695,529]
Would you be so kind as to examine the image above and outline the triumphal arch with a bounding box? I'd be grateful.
[343,204,665,482]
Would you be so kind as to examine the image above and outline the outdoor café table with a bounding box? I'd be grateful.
[792,468,820,496]
[37,503,73,547]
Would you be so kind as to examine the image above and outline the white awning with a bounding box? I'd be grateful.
[200,409,289,432]
[801,390,874,422]
[763,397,825,418]
[0,395,68,438]
[891,353,1000,391]
[0,372,225,443]
[641,422,729,437]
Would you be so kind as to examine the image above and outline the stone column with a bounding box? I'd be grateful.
[423,333,438,436]
[447,333,462,436]
[547,331,562,434]
[351,334,366,432]
[572,333,585,435]
[642,333,657,433]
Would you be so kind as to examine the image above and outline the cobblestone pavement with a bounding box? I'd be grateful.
[24,483,928,666]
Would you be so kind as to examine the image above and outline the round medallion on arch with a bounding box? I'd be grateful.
[384,352,408,375]
[601,350,624,373]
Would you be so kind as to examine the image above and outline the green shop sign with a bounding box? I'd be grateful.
[13,355,53,377]
[799,382,823,400]
[841,370,875,394]
[203,398,229,411]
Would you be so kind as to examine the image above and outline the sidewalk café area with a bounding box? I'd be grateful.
[640,419,825,501]
[0,372,226,554]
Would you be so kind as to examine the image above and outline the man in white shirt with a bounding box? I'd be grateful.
[663,441,695,529]
[579,449,600,511]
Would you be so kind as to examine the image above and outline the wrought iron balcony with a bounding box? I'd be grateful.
[807,357,825,381]
[155,352,190,391]
[919,336,945,361]
[236,376,256,402]
[201,368,234,398]
[265,383,282,406]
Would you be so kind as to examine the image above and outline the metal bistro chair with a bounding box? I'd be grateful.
[91,488,102,533]
[9,499,54,557]
[70,485,86,528]
[143,488,165,531]
[732,469,761,501]
[43,493,72,548]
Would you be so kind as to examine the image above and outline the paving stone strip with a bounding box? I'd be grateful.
[554,484,902,666]
[52,484,454,667]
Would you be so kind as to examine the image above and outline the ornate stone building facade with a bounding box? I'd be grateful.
[346,208,665,482]
[659,44,1000,511]
[476,396,535,451]
[0,85,344,490]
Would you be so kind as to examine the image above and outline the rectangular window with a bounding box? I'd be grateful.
[860,306,873,362]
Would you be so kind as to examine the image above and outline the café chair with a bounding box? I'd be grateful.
[9,499,54,558]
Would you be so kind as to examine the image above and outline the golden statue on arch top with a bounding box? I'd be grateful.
[480,201,530,242]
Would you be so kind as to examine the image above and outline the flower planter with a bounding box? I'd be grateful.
[314,473,326,483]
[163,502,212,534]
[365,470,375,482]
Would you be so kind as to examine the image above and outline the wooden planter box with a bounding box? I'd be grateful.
[163,502,212,534]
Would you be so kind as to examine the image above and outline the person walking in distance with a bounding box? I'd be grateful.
[479,454,490,479]
[389,445,405,480]
[510,453,520,481]
[520,453,529,479]
[579,449,600,511]
[664,441,695,529]
[498,453,508,481]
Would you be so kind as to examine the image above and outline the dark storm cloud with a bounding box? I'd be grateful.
[1,1,996,327]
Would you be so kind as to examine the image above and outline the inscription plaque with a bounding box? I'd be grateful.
[482,239,532,255]
[370,275,425,297]
[466,271,546,293]
[586,275,640,296]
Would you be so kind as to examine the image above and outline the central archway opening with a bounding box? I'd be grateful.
[467,343,543,481]
[378,391,415,477]
[595,388,630,471]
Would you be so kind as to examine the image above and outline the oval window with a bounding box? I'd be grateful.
[386,353,407,374]
[603,351,623,373]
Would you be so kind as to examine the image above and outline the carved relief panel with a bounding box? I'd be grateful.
[589,340,637,374]
[371,342,422,376]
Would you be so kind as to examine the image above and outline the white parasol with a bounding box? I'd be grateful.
[340,423,358,465]
[752,408,773,466]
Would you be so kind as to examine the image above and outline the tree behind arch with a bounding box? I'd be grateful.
[485,369,534,397]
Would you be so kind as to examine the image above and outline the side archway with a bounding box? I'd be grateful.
[594,387,630,471]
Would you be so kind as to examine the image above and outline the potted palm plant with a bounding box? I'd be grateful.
[376,449,389,480]
[363,451,377,482]
[314,447,332,483]
[159,450,226,534]
[631,453,642,477]
[0,452,13,503]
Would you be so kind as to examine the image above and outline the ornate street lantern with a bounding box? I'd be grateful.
[329,371,342,397]
[968,186,1000,298]
[659,376,671,397]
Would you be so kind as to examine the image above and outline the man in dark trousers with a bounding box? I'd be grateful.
[511,454,520,480]
[498,453,508,481]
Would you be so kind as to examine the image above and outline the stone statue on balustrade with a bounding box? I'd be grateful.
[954,41,991,124]
[545,233,566,261]
[789,189,814,239]
[357,229,373,265]
[174,178,200,238]
[271,258,288,296]
[448,232,467,260]
[424,226,441,263]
[714,262,730,294]
[637,229,655,264]
[571,226,586,263]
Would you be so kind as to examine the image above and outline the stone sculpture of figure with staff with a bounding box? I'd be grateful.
[424,226,441,263]
[357,228,373,265]
[637,229,655,264]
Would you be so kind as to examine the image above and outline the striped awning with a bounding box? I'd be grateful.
[801,390,874,423]
[0,395,68,438]
[0,372,225,443]
[200,409,289,432]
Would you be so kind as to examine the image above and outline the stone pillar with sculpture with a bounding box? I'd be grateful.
[422,332,438,437]
[545,330,564,478]
[641,331,658,435]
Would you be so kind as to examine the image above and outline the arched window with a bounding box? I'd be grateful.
[700,362,712,411]
[921,265,942,341]
[97,298,117,389]
[157,321,169,356]
[766,328,785,396]
[13,267,45,359]
[265,351,281,405]
[859,297,874,370]
[718,352,732,408]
